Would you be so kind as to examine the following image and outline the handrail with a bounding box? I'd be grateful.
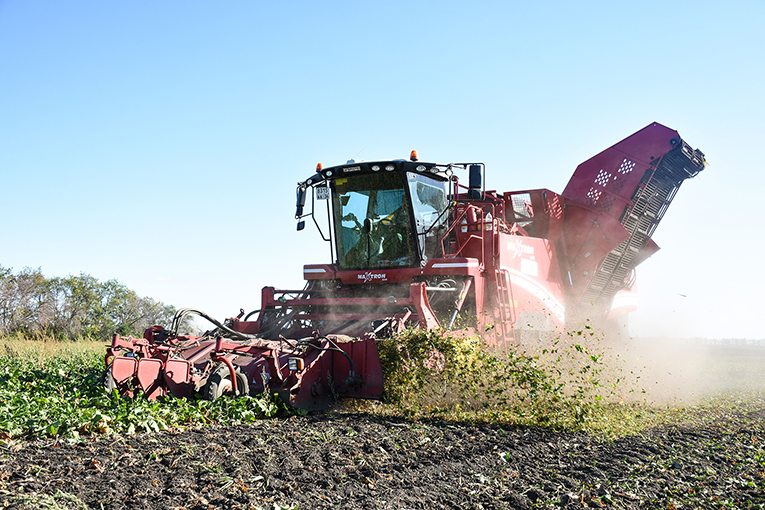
[440,204,486,259]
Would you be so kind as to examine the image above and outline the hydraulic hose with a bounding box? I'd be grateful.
[170,308,258,340]
[293,335,357,376]
[257,309,301,339]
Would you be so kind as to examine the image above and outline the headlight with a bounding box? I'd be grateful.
[288,357,305,372]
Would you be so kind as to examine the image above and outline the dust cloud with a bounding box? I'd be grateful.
[605,336,765,405]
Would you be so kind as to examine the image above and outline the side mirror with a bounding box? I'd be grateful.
[469,164,482,189]
[468,164,482,199]
[296,220,306,231]
[295,186,307,218]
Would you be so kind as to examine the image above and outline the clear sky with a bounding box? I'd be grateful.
[1,1,763,339]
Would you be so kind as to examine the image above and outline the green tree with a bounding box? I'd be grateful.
[0,267,52,336]
[0,265,181,341]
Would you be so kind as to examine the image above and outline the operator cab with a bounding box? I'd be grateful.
[333,170,448,270]
[295,155,466,271]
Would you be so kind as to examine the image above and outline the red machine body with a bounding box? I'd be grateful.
[105,122,706,409]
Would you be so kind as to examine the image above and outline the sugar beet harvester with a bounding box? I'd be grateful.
[105,122,706,410]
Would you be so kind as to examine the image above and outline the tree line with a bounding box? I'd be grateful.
[0,266,179,341]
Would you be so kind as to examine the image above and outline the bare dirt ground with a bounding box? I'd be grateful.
[1,342,764,510]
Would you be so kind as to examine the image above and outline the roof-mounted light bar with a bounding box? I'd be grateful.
[297,157,483,197]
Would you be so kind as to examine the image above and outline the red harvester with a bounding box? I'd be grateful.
[105,122,706,410]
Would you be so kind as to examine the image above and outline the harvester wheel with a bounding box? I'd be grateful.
[102,365,117,393]
[204,364,249,401]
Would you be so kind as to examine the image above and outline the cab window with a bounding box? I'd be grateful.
[332,172,418,270]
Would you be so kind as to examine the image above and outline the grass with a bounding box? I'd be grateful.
[1,331,104,360]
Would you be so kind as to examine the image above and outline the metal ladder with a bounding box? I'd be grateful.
[493,268,516,340]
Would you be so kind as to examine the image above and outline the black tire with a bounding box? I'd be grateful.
[204,363,249,401]
[102,364,117,393]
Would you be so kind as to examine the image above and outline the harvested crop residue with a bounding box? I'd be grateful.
[2,407,764,509]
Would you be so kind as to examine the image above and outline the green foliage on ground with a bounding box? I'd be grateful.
[2,329,749,442]
[0,342,283,442]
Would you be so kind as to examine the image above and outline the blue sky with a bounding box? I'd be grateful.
[1,1,763,339]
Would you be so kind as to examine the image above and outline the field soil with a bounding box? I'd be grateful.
[2,407,764,510]
[2,341,764,509]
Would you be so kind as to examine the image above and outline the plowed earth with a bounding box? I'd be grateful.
[2,409,764,510]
